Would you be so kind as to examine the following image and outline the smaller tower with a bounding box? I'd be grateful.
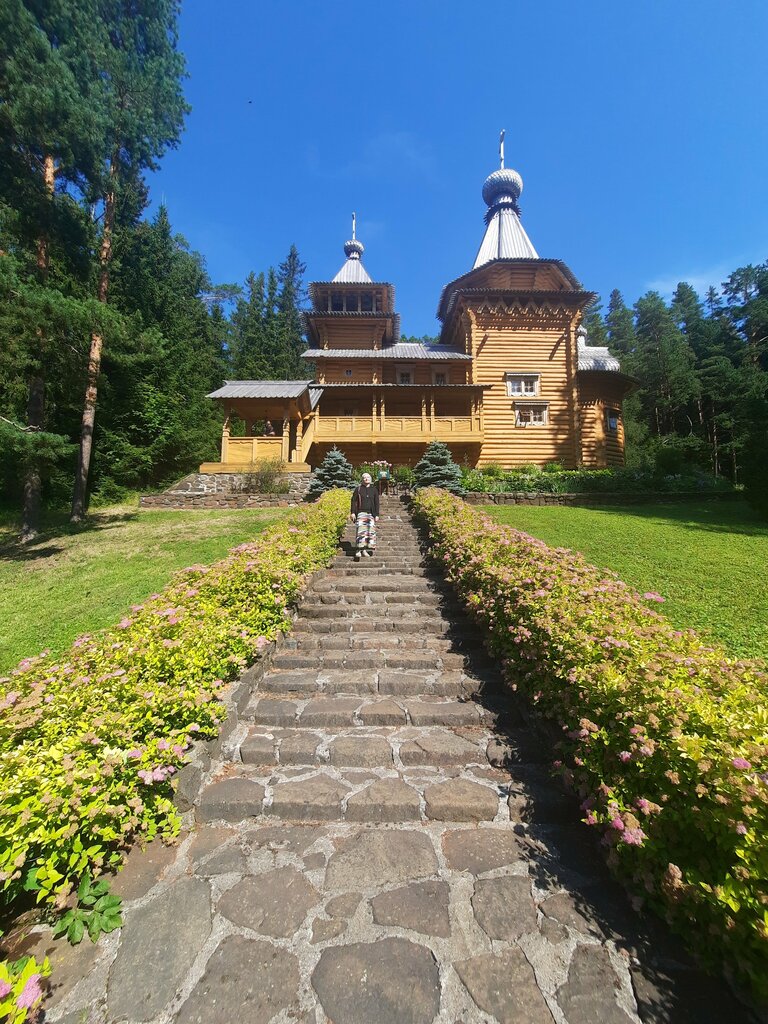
[332,213,373,284]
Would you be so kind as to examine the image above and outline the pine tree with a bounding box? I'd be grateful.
[277,244,307,378]
[605,289,636,357]
[583,297,609,346]
[413,441,465,494]
[307,447,354,498]
[71,0,189,520]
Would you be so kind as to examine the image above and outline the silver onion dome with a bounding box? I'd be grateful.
[343,238,364,260]
[482,167,523,207]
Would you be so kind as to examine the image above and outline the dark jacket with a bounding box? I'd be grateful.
[351,484,379,517]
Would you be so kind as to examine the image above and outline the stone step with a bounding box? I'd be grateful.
[238,723,544,770]
[197,765,575,825]
[285,632,469,653]
[256,667,494,697]
[245,694,497,729]
[272,649,463,672]
[325,566,441,578]
[302,592,446,608]
[300,603,454,621]
[293,618,455,636]
[310,578,441,594]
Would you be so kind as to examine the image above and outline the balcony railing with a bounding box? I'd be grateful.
[314,414,482,442]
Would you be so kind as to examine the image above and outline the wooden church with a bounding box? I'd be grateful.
[204,143,633,473]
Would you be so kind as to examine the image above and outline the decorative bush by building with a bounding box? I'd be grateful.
[413,441,464,495]
[412,487,768,999]
[307,446,355,498]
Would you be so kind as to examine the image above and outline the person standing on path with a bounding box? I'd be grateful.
[350,472,380,561]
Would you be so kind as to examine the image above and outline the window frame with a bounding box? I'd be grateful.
[432,364,448,386]
[514,401,549,427]
[396,363,415,385]
[504,372,541,398]
[605,407,621,432]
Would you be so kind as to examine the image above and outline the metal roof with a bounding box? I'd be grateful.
[576,326,622,373]
[332,256,373,284]
[301,343,471,362]
[207,381,313,400]
[437,259,585,322]
[474,206,538,267]
[318,382,489,389]
[308,387,323,409]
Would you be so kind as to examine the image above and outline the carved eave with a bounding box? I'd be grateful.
[440,288,595,340]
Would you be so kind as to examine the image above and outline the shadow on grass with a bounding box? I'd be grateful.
[0,509,140,563]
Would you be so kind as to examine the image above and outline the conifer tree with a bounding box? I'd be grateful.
[583,298,609,346]
[605,289,636,356]
[277,244,307,378]
[413,441,465,494]
[71,0,189,520]
[307,447,354,498]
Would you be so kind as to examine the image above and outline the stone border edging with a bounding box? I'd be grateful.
[139,493,302,509]
[463,489,740,506]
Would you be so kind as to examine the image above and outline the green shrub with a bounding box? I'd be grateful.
[235,459,289,494]
[481,462,506,479]
[393,465,415,486]
[413,441,464,494]
[307,447,354,498]
[412,488,768,999]
[0,491,349,920]
[460,466,733,496]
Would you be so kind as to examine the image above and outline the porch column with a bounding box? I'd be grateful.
[221,417,231,463]
[293,414,304,462]
[421,391,427,432]
[371,392,377,433]
[281,407,290,463]
[380,391,386,432]
[429,391,435,431]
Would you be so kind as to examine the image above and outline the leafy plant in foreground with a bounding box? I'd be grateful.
[51,873,122,945]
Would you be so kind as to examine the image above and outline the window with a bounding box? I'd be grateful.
[344,368,353,378]
[606,408,621,432]
[515,403,549,427]
[331,292,343,312]
[505,373,540,397]
[432,364,448,385]
[345,293,359,312]
[396,364,414,385]
[360,292,373,312]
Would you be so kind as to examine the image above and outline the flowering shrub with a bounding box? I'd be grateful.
[0,491,348,922]
[0,953,50,1023]
[412,488,768,998]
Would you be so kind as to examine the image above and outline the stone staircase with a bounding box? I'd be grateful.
[197,495,570,829]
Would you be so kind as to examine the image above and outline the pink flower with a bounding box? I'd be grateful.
[0,980,11,998]
[585,811,598,825]
[643,592,665,603]
[732,757,752,771]
[137,769,154,784]
[636,798,652,815]
[735,823,747,835]
[117,618,132,629]
[619,751,632,763]
[157,739,170,751]
[611,816,625,830]
[15,974,42,1009]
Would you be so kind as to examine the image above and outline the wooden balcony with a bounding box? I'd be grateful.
[314,414,483,444]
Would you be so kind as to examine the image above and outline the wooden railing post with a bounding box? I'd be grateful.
[221,422,230,463]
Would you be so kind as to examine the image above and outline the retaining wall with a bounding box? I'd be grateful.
[463,490,741,506]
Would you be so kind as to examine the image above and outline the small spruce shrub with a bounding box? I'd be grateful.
[413,441,464,495]
[307,447,354,499]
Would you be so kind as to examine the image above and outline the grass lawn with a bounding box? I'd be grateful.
[483,499,768,662]
[0,504,287,674]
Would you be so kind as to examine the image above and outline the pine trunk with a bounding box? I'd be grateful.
[71,163,116,521]
[21,154,55,541]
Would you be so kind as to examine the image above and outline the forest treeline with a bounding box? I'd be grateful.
[1,2,766,540]
[0,0,306,538]
[583,275,768,502]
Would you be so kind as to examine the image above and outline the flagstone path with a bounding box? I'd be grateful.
[33,497,752,1024]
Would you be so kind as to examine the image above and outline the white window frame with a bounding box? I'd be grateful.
[396,363,415,385]
[514,401,549,427]
[505,372,541,398]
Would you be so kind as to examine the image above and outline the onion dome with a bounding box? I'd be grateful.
[343,237,365,260]
[482,167,523,209]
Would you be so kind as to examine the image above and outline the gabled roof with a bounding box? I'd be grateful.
[437,258,585,322]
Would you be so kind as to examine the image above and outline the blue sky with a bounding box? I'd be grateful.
[149,0,768,336]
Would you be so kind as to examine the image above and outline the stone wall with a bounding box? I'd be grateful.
[463,490,742,506]
[139,470,314,509]
[168,471,312,497]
